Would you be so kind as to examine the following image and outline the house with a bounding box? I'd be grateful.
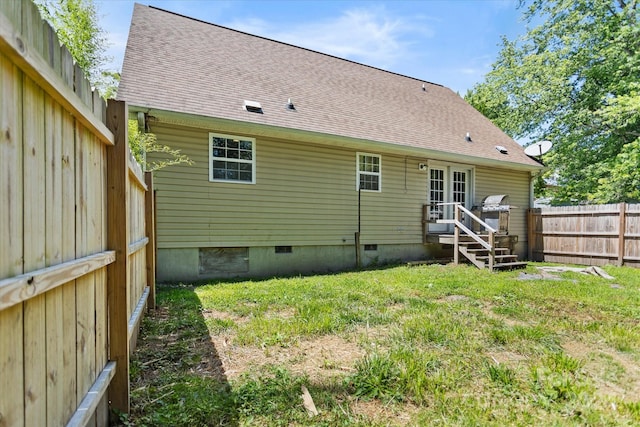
[117,4,543,281]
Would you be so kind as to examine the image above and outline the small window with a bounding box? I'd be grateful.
[209,133,255,184]
[364,244,378,251]
[275,246,292,254]
[357,152,381,192]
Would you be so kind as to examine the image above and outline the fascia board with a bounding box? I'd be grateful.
[128,105,544,174]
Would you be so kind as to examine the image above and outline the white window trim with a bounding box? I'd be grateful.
[427,161,475,233]
[356,152,382,192]
[209,132,256,184]
[427,161,475,205]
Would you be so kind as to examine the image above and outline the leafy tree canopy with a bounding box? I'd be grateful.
[128,120,194,171]
[466,0,639,204]
[36,0,192,170]
[35,0,118,97]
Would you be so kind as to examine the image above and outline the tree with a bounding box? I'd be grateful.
[34,0,116,96]
[128,120,193,171]
[37,0,192,170]
[465,0,640,204]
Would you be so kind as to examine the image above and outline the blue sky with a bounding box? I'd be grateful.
[96,0,528,95]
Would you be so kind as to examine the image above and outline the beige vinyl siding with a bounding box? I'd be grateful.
[475,166,532,256]
[151,123,426,249]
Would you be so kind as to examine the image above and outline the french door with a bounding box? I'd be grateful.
[427,164,472,233]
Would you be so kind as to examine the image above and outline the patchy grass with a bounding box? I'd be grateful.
[124,263,640,426]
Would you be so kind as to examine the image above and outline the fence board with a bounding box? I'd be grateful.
[76,123,88,257]
[528,203,640,267]
[96,267,108,375]
[0,46,25,427]
[62,280,78,421]
[45,94,63,266]
[0,6,113,146]
[24,294,46,426]
[61,108,75,262]
[45,286,64,424]
[23,73,47,424]
[76,273,96,407]
[145,172,156,309]
[1,2,155,424]
[0,53,23,280]
[0,0,21,29]
[0,305,24,427]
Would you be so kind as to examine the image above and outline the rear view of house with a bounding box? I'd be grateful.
[118,4,542,281]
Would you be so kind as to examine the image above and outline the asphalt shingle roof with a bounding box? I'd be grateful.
[118,4,541,168]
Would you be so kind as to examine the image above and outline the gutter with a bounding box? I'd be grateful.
[127,105,545,174]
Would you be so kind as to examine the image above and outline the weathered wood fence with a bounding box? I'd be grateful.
[528,203,640,268]
[0,0,155,425]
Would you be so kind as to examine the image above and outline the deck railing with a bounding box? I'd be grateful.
[436,203,498,271]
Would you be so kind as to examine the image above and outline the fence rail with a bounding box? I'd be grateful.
[0,1,155,426]
[528,203,640,268]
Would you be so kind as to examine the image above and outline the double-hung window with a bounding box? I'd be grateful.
[357,153,381,191]
[209,133,255,184]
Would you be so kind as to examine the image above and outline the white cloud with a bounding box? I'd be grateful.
[227,6,434,70]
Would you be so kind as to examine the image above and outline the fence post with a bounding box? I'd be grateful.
[618,202,626,267]
[106,99,130,413]
[145,171,156,310]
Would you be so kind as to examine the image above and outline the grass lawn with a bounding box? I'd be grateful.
[123,263,640,426]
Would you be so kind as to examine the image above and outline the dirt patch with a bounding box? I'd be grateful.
[563,339,640,402]
[481,303,530,327]
[435,294,469,303]
[213,332,366,381]
[486,350,528,365]
[350,399,419,426]
[202,308,246,324]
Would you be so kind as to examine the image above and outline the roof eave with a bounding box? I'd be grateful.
[128,105,544,173]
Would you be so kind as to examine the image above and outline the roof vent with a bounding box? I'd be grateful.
[422,83,426,91]
[495,145,508,154]
[243,100,263,114]
[465,132,472,142]
[286,98,295,110]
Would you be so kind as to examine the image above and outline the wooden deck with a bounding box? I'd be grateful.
[426,233,518,249]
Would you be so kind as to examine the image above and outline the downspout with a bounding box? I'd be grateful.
[355,186,362,268]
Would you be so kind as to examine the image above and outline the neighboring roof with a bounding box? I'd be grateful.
[118,4,541,169]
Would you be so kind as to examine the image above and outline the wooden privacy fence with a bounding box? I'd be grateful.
[528,203,640,268]
[0,0,155,426]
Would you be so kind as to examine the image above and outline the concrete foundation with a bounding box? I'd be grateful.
[156,243,441,282]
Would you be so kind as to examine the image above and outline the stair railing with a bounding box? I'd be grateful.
[436,203,497,271]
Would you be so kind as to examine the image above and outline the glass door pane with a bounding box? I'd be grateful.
[428,167,449,233]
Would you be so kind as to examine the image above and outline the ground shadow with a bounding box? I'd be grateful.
[126,285,238,426]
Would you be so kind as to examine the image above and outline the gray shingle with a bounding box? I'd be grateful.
[118,4,540,168]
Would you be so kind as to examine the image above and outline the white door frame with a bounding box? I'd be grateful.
[427,162,474,234]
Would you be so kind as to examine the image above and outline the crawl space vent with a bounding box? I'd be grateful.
[243,100,263,114]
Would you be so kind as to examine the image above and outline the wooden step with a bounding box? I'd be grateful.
[493,261,528,270]
[465,247,510,254]
[477,255,519,262]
